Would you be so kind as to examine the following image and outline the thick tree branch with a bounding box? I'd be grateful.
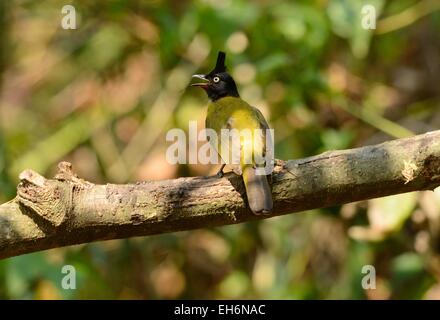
[1,130,440,259]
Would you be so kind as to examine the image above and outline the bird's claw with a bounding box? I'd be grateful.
[216,164,226,178]
[274,158,285,167]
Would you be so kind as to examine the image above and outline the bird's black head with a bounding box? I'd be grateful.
[191,51,239,101]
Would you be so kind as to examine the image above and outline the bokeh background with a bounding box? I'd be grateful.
[1,0,440,299]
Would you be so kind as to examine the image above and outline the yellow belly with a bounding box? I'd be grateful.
[205,96,268,170]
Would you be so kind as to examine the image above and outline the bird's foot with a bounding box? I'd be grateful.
[216,164,226,178]
[274,158,286,167]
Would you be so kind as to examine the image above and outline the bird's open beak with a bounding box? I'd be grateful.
[190,74,209,88]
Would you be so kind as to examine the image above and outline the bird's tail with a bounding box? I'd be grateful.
[242,166,273,215]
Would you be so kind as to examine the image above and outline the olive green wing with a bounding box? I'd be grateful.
[250,106,273,172]
[252,106,270,131]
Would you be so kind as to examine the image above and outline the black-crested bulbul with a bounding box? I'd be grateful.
[191,51,273,215]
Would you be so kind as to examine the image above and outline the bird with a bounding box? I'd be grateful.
[191,51,273,215]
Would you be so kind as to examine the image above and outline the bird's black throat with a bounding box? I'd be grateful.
[205,82,240,101]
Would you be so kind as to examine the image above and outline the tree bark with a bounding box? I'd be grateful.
[1,130,440,260]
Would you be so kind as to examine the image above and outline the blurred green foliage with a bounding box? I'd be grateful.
[0,0,440,299]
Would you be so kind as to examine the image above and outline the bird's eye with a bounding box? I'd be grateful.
[213,76,220,83]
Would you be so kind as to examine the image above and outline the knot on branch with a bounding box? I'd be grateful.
[55,161,81,183]
[16,163,81,227]
[421,155,440,187]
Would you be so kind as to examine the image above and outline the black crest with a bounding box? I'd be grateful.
[208,51,226,76]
